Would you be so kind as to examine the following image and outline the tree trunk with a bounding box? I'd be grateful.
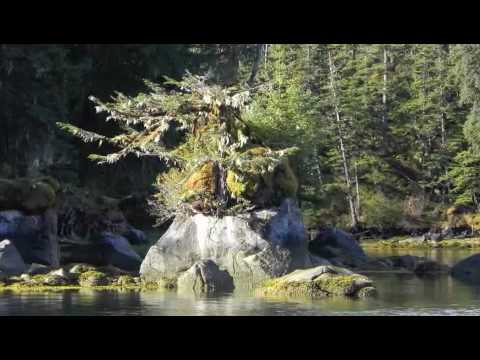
[382,46,388,126]
[44,208,60,268]
[313,145,324,185]
[248,44,264,86]
[327,49,359,228]
[354,161,361,216]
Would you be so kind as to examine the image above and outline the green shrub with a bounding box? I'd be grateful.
[361,191,404,229]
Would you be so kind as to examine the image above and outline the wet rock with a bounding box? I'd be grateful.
[309,228,367,261]
[20,274,31,281]
[48,268,69,278]
[28,263,50,275]
[357,286,378,297]
[100,232,142,272]
[123,227,147,245]
[178,260,234,293]
[413,260,450,275]
[0,239,27,275]
[61,232,142,272]
[116,275,136,286]
[0,210,59,266]
[67,263,98,275]
[452,254,480,284]
[141,198,314,286]
[256,265,376,298]
[386,255,422,271]
[41,274,69,286]
[78,271,110,287]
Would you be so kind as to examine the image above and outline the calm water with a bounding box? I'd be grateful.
[1,247,480,316]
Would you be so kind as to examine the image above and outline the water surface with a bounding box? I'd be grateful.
[1,248,479,316]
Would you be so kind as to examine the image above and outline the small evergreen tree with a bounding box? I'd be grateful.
[58,73,299,225]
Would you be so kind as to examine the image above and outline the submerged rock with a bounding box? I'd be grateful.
[140,198,316,287]
[413,260,450,275]
[256,265,376,298]
[357,255,450,276]
[177,260,234,293]
[0,239,27,275]
[452,254,480,284]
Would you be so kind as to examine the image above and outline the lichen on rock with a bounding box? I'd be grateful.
[256,265,376,298]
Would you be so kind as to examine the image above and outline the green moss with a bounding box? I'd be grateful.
[313,274,357,296]
[68,264,98,274]
[117,275,137,286]
[226,170,256,199]
[258,278,322,298]
[241,147,270,157]
[0,274,176,293]
[258,273,370,298]
[184,161,216,194]
[78,271,109,287]
[0,177,57,212]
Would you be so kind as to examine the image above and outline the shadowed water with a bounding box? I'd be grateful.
[1,247,480,316]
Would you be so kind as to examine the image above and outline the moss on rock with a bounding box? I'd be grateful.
[226,170,256,199]
[256,266,375,299]
[116,275,136,286]
[68,263,98,275]
[0,176,58,213]
[78,271,110,287]
[184,161,216,194]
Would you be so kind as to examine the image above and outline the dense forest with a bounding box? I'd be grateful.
[3,44,480,234]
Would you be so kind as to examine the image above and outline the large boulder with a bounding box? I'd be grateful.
[61,232,142,272]
[0,239,27,275]
[0,209,59,266]
[140,198,316,287]
[177,260,235,293]
[309,228,367,266]
[452,254,480,284]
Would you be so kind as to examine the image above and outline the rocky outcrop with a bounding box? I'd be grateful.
[141,198,316,287]
[61,232,142,272]
[0,209,59,266]
[27,263,50,275]
[451,254,480,284]
[0,176,145,271]
[0,239,27,275]
[310,228,366,259]
[256,265,376,298]
[177,260,234,293]
[309,228,367,267]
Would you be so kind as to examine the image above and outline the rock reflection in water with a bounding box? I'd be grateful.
[1,248,480,316]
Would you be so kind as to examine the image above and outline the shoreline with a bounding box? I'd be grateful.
[361,237,480,249]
